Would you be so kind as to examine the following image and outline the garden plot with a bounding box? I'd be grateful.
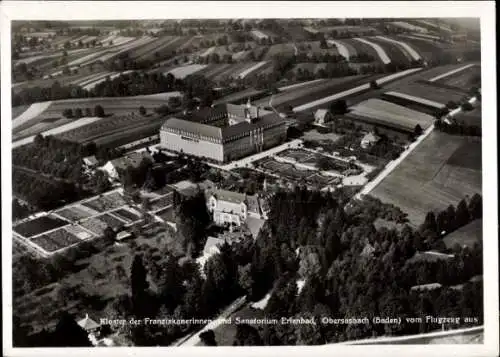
[353,38,391,64]
[81,192,127,213]
[64,224,95,240]
[371,131,481,226]
[55,204,100,222]
[348,98,435,131]
[156,206,176,223]
[111,207,142,223]
[32,228,81,252]
[13,215,68,238]
[80,217,108,236]
[149,193,174,212]
[97,213,127,230]
[374,36,422,61]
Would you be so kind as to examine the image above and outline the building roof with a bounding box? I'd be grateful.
[162,117,223,139]
[83,155,98,166]
[161,107,285,141]
[209,188,247,205]
[116,231,132,240]
[314,109,330,120]
[203,236,225,255]
[109,151,153,171]
[77,314,100,331]
[361,132,380,143]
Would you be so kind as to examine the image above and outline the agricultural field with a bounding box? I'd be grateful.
[434,64,481,89]
[352,38,391,64]
[13,215,68,238]
[384,81,468,107]
[370,131,482,226]
[46,115,158,146]
[364,36,413,64]
[389,21,429,33]
[341,38,382,63]
[443,219,482,250]
[81,192,128,213]
[166,64,208,79]
[347,98,435,132]
[319,25,378,37]
[373,36,422,62]
[253,74,371,111]
[13,95,169,135]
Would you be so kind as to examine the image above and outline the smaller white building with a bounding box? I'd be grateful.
[206,189,263,227]
[360,132,380,149]
[314,109,333,125]
[100,151,153,180]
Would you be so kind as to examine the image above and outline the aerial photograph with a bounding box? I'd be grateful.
[8,17,484,347]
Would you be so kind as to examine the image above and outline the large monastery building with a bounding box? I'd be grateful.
[160,100,287,163]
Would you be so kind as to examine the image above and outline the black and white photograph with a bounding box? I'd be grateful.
[1,2,498,357]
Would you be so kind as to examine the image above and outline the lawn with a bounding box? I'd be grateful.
[453,106,481,127]
[443,219,482,250]
[55,204,100,222]
[370,131,482,226]
[13,215,68,238]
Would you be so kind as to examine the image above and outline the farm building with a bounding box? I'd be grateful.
[101,151,153,180]
[160,101,287,163]
[206,188,264,226]
[314,109,333,125]
[360,132,380,148]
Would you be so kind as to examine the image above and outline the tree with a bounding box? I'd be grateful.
[62,108,74,118]
[130,255,149,317]
[455,199,470,228]
[94,105,105,117]
[468,194,482,219]
[139,106,147,116]
[52,312,92,347]
[233,324,263,345]
[414,124,423,136]
[103,226,116,244]
[330,99,347,114]
[74,108,83,119]
[370,80,380,89]
[200,329,218,346]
